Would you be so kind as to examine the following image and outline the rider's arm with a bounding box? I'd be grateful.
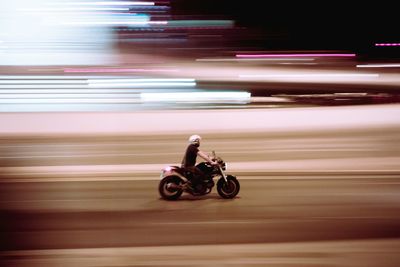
[198,150,214,163]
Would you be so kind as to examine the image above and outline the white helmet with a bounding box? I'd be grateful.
[188,134,201,145]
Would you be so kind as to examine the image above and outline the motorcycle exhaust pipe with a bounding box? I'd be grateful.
[167,183,182,190]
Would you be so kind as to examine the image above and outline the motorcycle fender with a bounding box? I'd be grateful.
[162,170,188,183]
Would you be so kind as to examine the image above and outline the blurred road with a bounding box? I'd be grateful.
[1,175,400,266]
[1,116,400,266]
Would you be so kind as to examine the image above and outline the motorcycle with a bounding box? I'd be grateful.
[158,151,240,200]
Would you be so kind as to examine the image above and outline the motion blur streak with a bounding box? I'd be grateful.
[357,64,400,68]
[239,73,379,81]
[196,57,316,62]
[1,105,398,134]
[53,1,156,5]
[1,0,400,266]
[375,43,400,46]
[64,68,180,73]
[20,7,131,11]
[236,53,356,58]
[0,0,115,65]
[140,91,251,103]
[88,78,196,87]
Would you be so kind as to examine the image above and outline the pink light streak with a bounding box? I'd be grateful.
[236,53,356,58]
[64,68,179,73]
[375,43,400,46]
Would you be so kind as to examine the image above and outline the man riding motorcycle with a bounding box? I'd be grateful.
[158,135,240,200]
[181,135,218,189]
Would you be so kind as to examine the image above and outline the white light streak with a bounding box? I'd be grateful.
[357,64,400,68]
[0,80,87,84]
[0,78,196,89]
[63,21,150,26]
[70,21,166,26]
[0,99,141,104]
[88,78,195,83]
[88,78,196,87]
[1,0,115,65]
[141,91,251,103]
[89,82,196,88]
[19,7,130,11]
[0,93,140,99]
[0,89,142,94]
[0,76,117,79]
[148,21,168,25]
[0,85,89,89]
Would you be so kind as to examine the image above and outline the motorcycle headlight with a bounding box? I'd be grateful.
[163,166,172,172]
[161,166,172,177]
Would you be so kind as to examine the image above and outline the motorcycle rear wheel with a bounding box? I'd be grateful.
[159,175,184,200]
[217,175,240,199]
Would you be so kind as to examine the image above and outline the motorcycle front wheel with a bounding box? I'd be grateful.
[159,175,184,200]
[217,175,240,199]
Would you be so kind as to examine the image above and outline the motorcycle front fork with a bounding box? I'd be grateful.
[218,166,228,183]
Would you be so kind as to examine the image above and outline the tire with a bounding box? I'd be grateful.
[159,175,184,200]
[217,175,240,199]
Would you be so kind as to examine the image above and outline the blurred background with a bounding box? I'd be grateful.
[1,1,400,266]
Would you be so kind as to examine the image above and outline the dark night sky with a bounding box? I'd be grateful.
[170,1,399,53]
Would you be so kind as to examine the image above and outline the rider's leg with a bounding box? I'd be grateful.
[191,167,205,186]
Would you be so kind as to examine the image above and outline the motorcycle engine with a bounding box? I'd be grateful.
[194,183,208,195]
